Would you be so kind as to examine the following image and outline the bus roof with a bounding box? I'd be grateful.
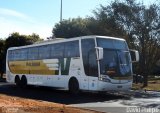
[8,35,125,50]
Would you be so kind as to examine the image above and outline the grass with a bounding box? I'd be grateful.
[132,79,160,91]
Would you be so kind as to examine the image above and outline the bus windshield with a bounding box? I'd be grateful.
[97,38,132,77]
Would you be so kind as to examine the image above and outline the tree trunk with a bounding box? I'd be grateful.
[143,74,148,87]
[0,72,3,79]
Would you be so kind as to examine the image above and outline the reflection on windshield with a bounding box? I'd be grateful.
[97,38,132,77]
[100,50,118,76]
[100,49,131,77]
[118,51,131,76]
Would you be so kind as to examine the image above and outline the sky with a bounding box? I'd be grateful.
[0,0,157,40]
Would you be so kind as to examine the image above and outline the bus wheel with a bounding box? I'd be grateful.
[69,78,79,94]
[20,75,27,88]
[15,75,21,87]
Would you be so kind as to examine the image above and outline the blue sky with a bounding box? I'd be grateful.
[0,0,156,39]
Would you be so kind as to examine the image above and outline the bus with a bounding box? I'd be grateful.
[6,35,139,94]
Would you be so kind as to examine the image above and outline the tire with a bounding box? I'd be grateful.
[69,78,79,94]
[15,75,21,87]
[20,75,27,88]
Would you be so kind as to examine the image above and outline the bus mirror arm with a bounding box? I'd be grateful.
[95,47,103,60]
[129,49,139,62]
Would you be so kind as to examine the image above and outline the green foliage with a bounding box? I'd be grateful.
[104,0,160,86]
[5,32,30,49]
[28,33,43,43]
[0,32,43,76]
[0,39,5,58]
[5,32,42,49]
[52,16,125,38]
[0,39,5,77]
[53,17,91,38]
[0,0,159,87]
[52,0,160,86]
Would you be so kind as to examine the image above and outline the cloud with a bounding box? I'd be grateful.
[0,18,52,39]
[0,8,52,39]
[0,8,30,20]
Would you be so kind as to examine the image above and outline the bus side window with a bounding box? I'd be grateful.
[81,39,98,77]
[19,49,28,60]
[28,47,39,60]
[50,43,64,58]
[39,45,50,59]
[64,41,80,58]
[8,50,13,61]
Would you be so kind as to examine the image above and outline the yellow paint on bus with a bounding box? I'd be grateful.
[8,60,58,75]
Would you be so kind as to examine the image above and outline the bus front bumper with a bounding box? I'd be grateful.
[98,81,132,92]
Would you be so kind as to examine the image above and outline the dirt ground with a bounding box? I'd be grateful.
[0,94,101,113]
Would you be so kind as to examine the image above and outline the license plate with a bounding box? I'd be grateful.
[117,85,122,88]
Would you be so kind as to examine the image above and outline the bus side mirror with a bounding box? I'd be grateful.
[96,47,103,60]
[130,50,139,62]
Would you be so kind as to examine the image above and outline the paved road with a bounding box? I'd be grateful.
[0,82,160,113]
[0,82,124,105]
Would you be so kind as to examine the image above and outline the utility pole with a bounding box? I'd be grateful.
[60,0,62,22]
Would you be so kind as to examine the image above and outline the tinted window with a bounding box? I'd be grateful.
[13,49,21,60]
[8,50,13,61]
[39,45,50,59]
[8,49,28,61]
[89,49,98,77]
[113,40,128,50]
[64,41,79,58]
[50,43,64,58]
[81,39,98,77]
[97,38,128,50]
[100,50,118,75]
[97,38,113,49]
[19,49,28,60]
[28,47,39,60]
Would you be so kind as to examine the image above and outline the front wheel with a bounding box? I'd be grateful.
[69,78,79,94]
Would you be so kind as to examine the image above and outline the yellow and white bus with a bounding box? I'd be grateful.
[6,36,139,93]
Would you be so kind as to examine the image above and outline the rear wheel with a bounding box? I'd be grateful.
[20,75,27,88]
[69,78,79,94]
[15,75,21,87]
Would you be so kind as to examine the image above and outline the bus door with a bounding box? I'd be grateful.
[88,49,98,90]
[81,38,98,91]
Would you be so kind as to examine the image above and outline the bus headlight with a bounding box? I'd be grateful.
[100,77,111,82]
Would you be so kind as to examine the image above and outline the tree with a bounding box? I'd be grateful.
[2,32,43,76]
[52,0,160,87]
[0,39,5,78]
[28,33,43,43]
[90,6,126,38]
[52,17,91,38]
[52,15,125,39]
[5,32,30,50]
[5,32,42,49]
[96,0,160,86]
